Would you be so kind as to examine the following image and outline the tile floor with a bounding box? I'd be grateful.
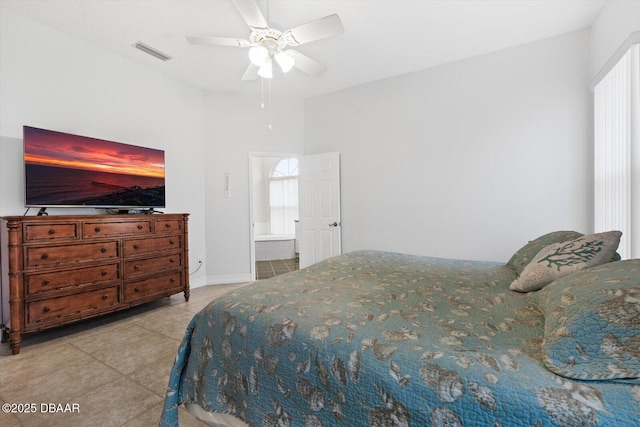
[255,258,298,280]
[0,283,247,427]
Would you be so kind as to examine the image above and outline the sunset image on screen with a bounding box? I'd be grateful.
[24,126,166,207]
[24,127,164,179]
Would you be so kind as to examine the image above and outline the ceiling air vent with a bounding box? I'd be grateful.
[132,41,172,61]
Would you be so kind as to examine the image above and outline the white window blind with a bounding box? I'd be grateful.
[269,158,299,235]
[594,43,640,259]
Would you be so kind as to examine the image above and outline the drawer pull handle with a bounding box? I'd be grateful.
[41,253,49,260]
[134,287,141,292]
[169,240,175,245]
[102,294,108,300]
[101,271,108,276]
[170,258,176,263]
[170,278,176,283]
[42,280,50,286]
[101,248,108,253]
[133,244,139,250]
[95,227,101,232]
[134,265,141,271]
[43,307,50,313]
[48,229,55,235]
[165,223,171,228]
[137,225,143,230]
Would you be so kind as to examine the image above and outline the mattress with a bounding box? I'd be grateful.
[161,250,639,426]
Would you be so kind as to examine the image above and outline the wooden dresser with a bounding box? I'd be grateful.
[0,213,189,355]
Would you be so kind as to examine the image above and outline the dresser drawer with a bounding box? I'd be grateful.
[123,235,182,257]
[124,253,181,278]
[25,264,119,295]
[25,241,119,268]
[155,219,181,233]
[84,220,151,237]
[27,286,120,325]
[124,272,182,303]
[24,223,78,242]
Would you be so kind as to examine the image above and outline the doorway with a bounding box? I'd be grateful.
[249,152,300,281]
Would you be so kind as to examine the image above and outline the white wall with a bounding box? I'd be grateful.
[252,156,285,235]
[305,30,592,262]
[203,93,303,284]
[252,157,271,235]
[589,0,640,80]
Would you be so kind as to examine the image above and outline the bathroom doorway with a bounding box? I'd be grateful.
[249,152,300,280]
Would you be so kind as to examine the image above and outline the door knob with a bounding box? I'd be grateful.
[329,222,339,227]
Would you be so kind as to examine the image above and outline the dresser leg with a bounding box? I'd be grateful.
[184,289,190,302]
[9,333,21,355]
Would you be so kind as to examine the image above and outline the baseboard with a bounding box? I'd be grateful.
[192,274,253,288]
[189,276,209,289]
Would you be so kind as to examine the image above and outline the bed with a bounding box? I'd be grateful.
[160,231,640,426]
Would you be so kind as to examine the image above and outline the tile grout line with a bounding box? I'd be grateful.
[270,261,276,277]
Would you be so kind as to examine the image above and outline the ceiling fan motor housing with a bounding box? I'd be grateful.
[250,28,286,54]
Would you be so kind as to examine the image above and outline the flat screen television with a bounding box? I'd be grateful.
[24,126,165,210]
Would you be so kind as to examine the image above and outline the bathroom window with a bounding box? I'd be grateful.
[270,158,298,235]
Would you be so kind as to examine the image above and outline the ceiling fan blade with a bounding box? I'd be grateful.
[231,0,268,32]
[289,50,327,77]
[186,35,252,48]
[282,14,344,47]
[242,63,259,80]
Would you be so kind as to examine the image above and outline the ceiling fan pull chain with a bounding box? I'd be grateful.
[268,78,272,131]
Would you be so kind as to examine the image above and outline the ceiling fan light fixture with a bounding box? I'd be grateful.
[275,51,295,73]
[257,58,273,79]
[249,45,269,66]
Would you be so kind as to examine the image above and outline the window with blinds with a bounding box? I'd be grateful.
[594,41,639,259]
[269,158,299,235]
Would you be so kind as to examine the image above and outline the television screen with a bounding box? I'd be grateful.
[24,126,165,209]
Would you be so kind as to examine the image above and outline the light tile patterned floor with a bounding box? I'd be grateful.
[0,283,247,426]
[255,258,298,280]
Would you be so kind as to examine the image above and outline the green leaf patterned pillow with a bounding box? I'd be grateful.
[510,231,622,292]
[506,231,584,275]
[533,259,640,381]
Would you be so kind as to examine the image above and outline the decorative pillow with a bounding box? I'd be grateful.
[506,231,584,275]
[533,259,640,381]
[510,231,621,292]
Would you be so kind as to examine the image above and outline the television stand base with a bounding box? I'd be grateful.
[115,208,163,215]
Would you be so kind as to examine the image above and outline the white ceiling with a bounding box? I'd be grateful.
[1,0,606,98]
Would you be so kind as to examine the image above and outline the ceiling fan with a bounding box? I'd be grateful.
[186,0,344,80]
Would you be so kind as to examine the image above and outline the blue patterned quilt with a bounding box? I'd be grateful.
[161,250,639,426]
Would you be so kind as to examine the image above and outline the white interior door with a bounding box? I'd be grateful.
[298,152,341,268]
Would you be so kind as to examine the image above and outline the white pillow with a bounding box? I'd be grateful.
[509,230,622,292]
